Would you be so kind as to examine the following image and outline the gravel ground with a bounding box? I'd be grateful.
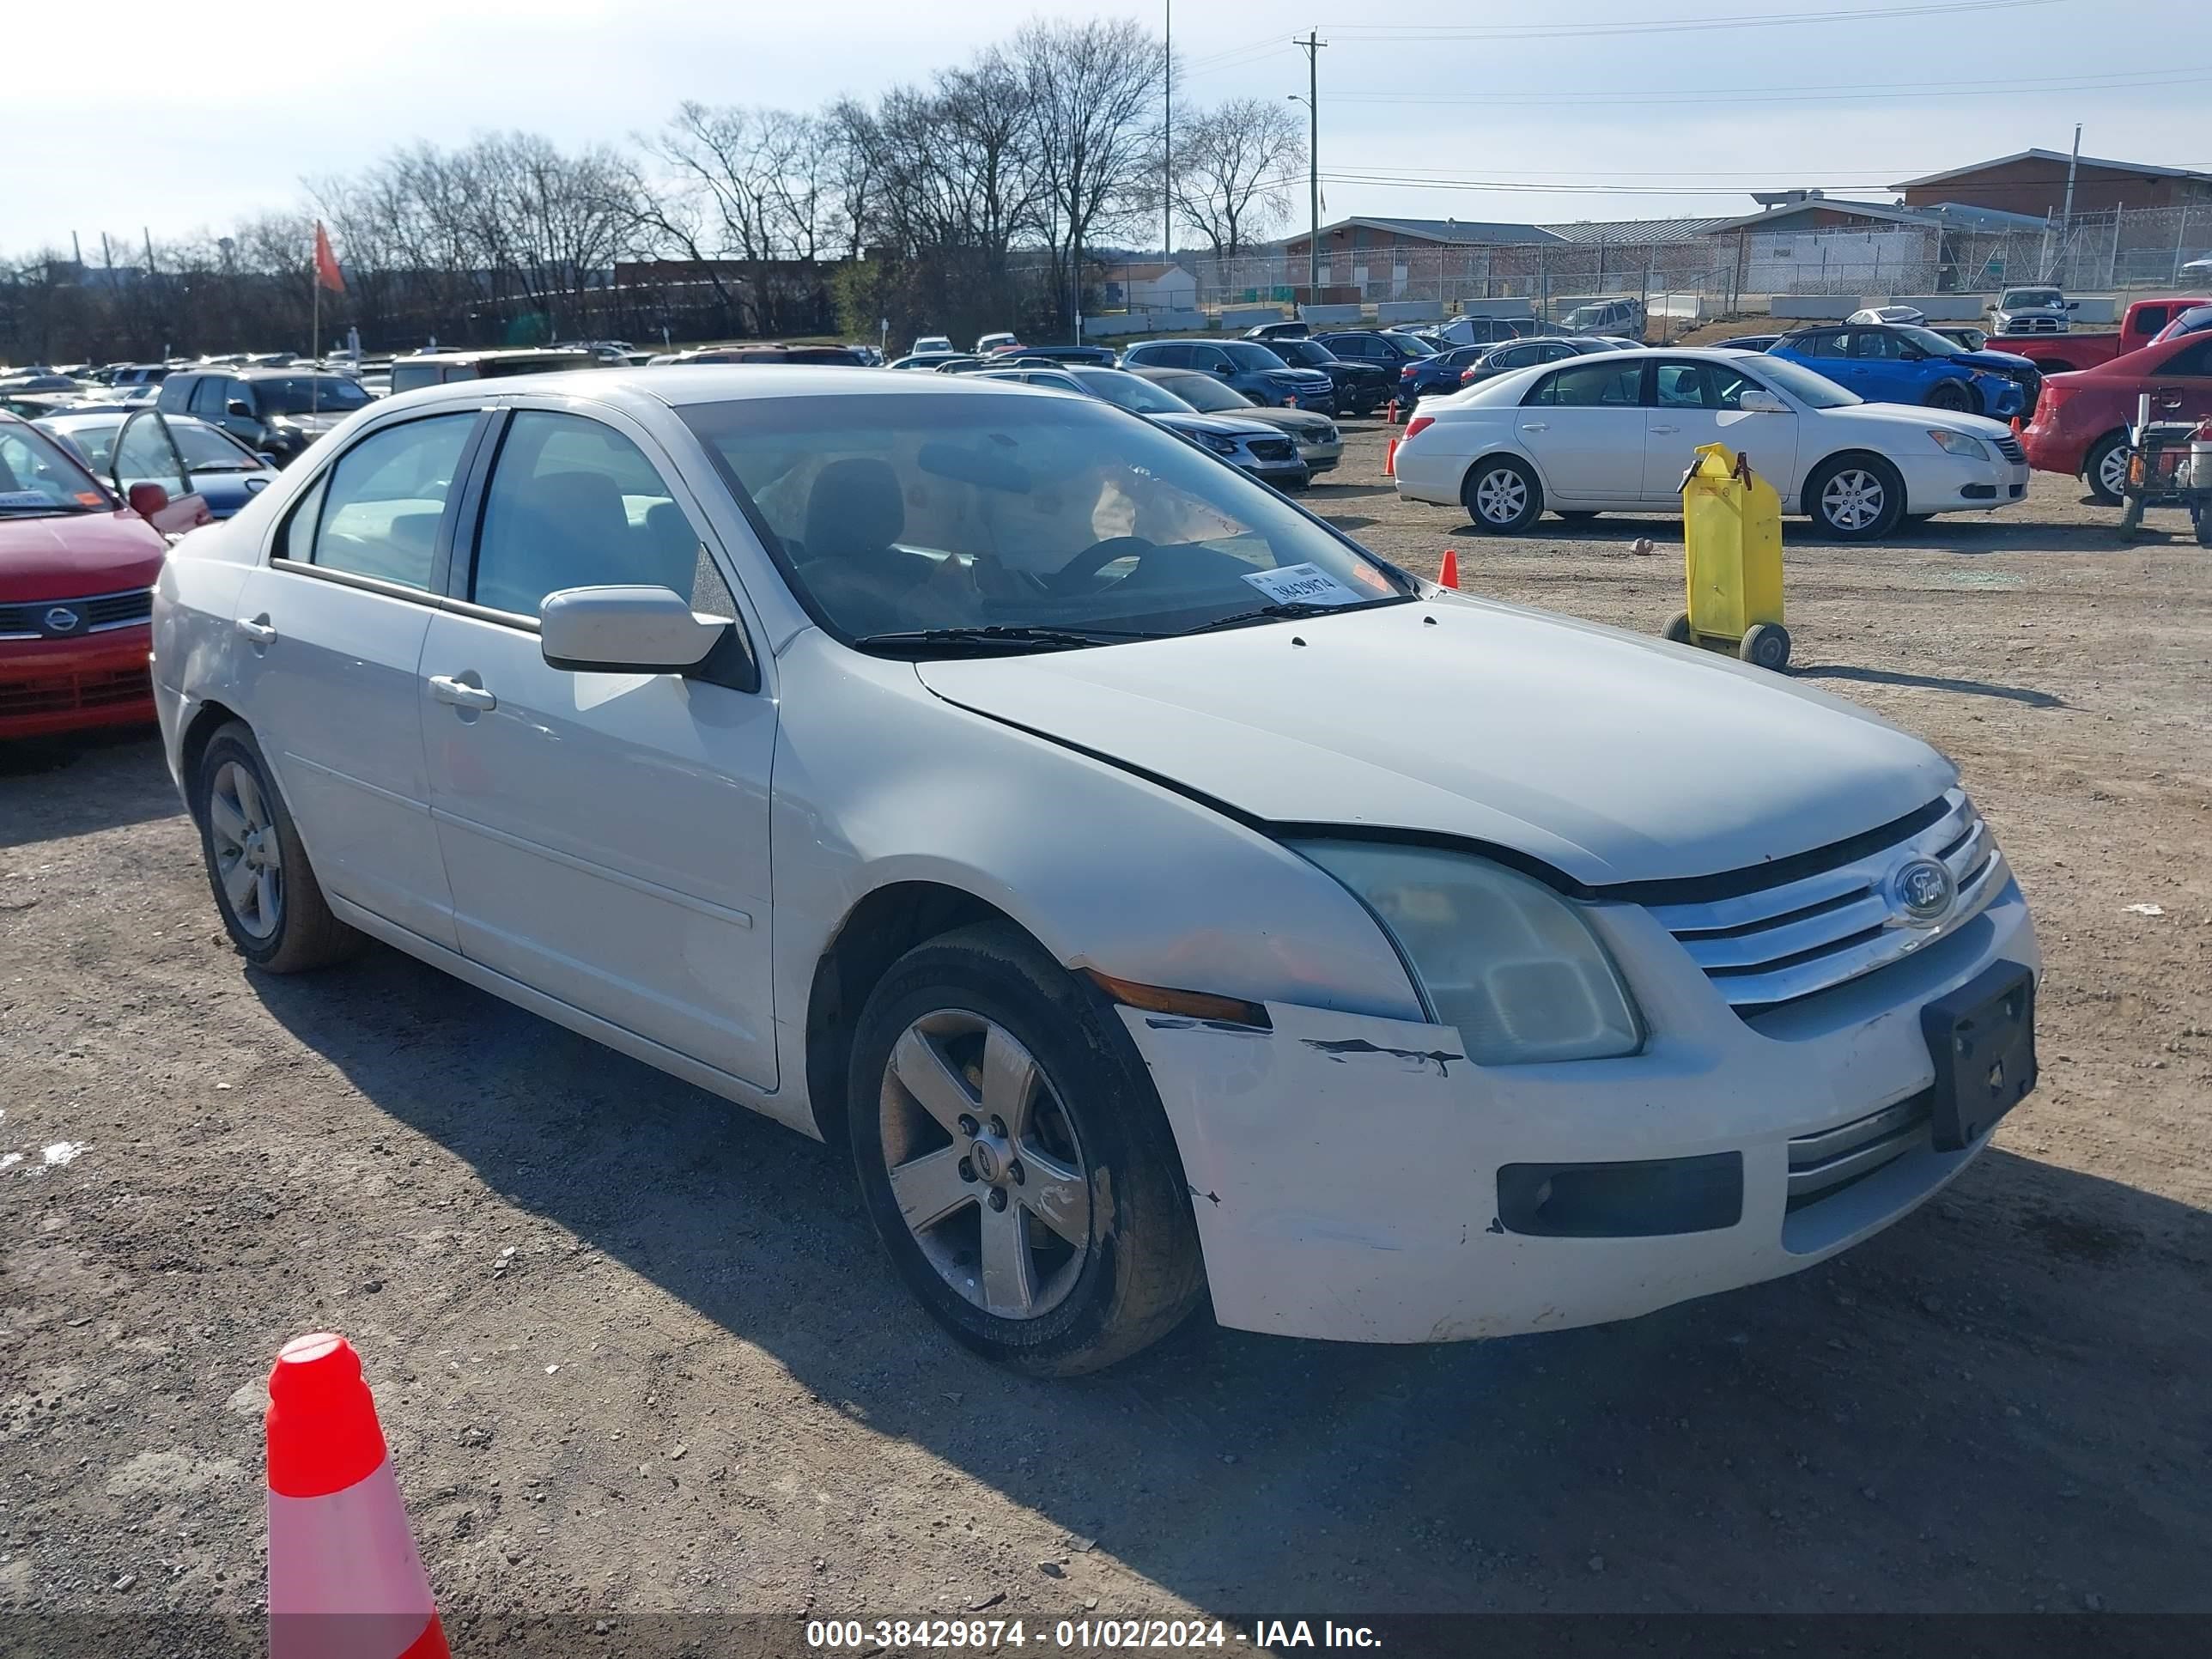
[3,424,2208,1648]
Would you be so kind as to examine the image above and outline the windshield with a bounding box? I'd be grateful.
[0,422,109,516]
[2002,289,2061,308]
[1149,373,1249,414]
[679,392,1407,650]
[252,375,372,415]
[1945,326,1990,350]
[172,420,261,470]
[1268,340,1335,368]
[1219,341,1298,373]
[1068,368,1195,416]
[1380,334,1437,359]
[1898,325,1969,358]
[1746,356,1861,410]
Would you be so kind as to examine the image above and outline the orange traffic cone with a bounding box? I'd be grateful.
[1386,398,1401,427]
[267,1334,449,1659]
[1438,548,1460,590]
[2010,416,2024,434]
[1383,436,1398,477]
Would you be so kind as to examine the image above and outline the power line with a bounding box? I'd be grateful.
[1318,0,2068,40]
[1328,68,2208,109]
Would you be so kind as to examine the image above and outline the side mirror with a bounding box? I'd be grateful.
[540,585,729,675]
[226,398,253,418]
[1214,364,1235,377]
[2065,301,2079,311]
[1737,390,1789,415]
[126,482,171,519]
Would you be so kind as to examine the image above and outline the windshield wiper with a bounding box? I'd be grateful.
[1179,599,1397,635]
[854,624,1155,654]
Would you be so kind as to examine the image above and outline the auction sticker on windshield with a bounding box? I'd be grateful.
[1240,562,1364,607]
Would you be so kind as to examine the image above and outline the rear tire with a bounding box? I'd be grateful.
[1461,455,1545,533]
[1804,454,1905,541]
[192,722,363,973]
[848,922,1206,1376]
[2083,431,2131,507]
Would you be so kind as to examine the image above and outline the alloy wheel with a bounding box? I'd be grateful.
[207,760,283,939]
[1474,467,1528,526]
[2096,441,2132,501]
[1820,469,1887,532]
[878,1010,1091,1320]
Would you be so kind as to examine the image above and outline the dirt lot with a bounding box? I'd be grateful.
[3,426,2209,1648]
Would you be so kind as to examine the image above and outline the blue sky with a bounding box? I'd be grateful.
[15,0,2203,252]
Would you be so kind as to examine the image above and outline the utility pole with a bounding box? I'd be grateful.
[2060,124,2081,231]
[1297,32,1326,295]
[1164,0,1172,259]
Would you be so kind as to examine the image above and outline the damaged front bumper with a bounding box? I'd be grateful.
[1124,878,2039,1345]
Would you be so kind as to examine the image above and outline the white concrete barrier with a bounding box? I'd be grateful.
[1083,308,1206,338]
[1297,303,1364,325]
[1219,307,1287,331]
[1376,301,1444,325]
[1456,299,1537,320]
[1769,295,1862,319]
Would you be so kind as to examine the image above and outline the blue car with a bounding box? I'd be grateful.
[37,407,281,520]
[1769,322,2028,420]
[1397,343,1497,402]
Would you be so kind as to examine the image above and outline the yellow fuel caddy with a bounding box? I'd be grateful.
[1663,443,1790,671]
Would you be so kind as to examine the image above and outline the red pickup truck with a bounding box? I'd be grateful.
[1990,296,2209,374]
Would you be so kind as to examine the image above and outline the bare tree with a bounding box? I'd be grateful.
[1174,97,1303,258]
[1012,17,1164,335]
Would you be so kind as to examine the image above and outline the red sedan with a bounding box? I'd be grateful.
[2022,331,2212,504]
[1,410,208,741]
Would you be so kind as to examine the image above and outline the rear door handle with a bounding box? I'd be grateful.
[1521,422,1548,432]
[1650,423,1680,434]
[429,674,497,712]
[235,615,276,645]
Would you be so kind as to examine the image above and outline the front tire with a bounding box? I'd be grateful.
[1804,454,1905,541]
[193,721,362,972]
[1461,455,1545,533]
[2083,431,2131,506]
[848,922,1205,1376]
[1926,380,1977,415]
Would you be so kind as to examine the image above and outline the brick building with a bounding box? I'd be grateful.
[1893,151,2212,218]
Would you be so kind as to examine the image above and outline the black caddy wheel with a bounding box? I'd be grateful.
[1740,622,1792,671]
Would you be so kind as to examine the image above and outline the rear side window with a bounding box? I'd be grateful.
[301,414,477,590]
[387,362,447,395]
[1789,330,1847,359]
[470,411,702,618]
[156,377,193,413]
[1525,361,1644,408]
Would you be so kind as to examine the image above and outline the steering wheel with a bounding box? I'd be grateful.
[1045,536,1158,594]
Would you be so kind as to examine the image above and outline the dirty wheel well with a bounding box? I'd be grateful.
[178,700,244,824]
[805,883,1021,1147]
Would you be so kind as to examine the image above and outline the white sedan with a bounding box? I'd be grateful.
[1393,347,2029,539]
[153,368,2039,1373]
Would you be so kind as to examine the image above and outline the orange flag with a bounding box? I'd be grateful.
[313,222,345,294]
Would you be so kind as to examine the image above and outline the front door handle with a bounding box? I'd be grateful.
[235,615,276,645]
[1650,423,1680,434]
[1521,422,1549,432]
[429,674,497,712]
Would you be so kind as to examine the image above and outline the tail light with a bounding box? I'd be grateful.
[1403,415,1435,441]
[1400,364,1418,379]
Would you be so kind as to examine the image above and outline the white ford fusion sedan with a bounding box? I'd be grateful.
[1392,347,2030,540]
[153,368,2040,1373]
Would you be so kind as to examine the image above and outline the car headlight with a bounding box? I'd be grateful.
[1292,840,1643,1063]
[1199,433,1241,456]
[1927,428,1990,459]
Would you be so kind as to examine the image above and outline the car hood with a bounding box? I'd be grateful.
[1834,401,2014,441]
[1954,348,2037,373]
[1260,367,1335,385]
[1152,411,1285,441]
[270,410,349,434]
[914,597,1954,886]
[0,508,167,600]
[1242,409,1335,438]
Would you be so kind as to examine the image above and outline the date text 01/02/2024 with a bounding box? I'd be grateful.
[804,1618,1383,1649]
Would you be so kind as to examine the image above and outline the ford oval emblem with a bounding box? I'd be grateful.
[44,606,82,634]
[1891,857,1955,925]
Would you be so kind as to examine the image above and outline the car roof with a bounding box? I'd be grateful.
[368,365,1070,414]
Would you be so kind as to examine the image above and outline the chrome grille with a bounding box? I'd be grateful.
[1995,434,2027,465]
[1788,1095,1931,1209]
[1247,438,1297,462]
[1649,790,2005,1012]
[0,586,153,640]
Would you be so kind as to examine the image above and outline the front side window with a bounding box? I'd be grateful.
[680,392,1408,648]
[1653,362,1759,410]
[304,414,477,590]
[1526,361,1644,408]
[1748,356,1860,409]
[1070,369,1196,415]
[188,379,228,417]
[471,411,701,617]
[2163,338,2212,377]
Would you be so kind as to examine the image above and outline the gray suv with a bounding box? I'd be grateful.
[156,368,373,465]
[1117,338,1335,413]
